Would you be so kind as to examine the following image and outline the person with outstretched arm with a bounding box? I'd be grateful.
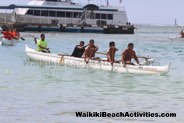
[71,41,85,58]
[84,39,98,63]
[34,34,50,53]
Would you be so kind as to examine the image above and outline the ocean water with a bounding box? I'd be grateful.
[0,26,184,123]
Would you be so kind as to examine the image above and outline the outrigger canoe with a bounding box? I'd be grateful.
[169,37,184,41]
[25,45,171,75]
[0,37,18,46]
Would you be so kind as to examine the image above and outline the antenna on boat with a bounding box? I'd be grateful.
[87,0,89,4]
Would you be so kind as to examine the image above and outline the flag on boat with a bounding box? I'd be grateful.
[107,0,109,7]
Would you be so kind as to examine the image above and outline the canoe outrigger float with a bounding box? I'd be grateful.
[25,45,171,75]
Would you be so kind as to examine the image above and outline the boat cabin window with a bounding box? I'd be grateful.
[41,10,49,16]
[27,10,33,15]
[73,12,81,18]
[95,13,113,20]
[49,11,56,17]
[46,0,59,1]
[101,14,107,19]
[57,11,65,17]
[27,10,41,16]
[45,0,71,2]
[26,10,113,20]
[96,13,106,19]
[65,12,71,18]
[34,10,41,16]
[108,14,113,20]
[96,13,100,19]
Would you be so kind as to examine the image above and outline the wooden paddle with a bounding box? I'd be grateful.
[108,47,117,71]
[42,48,50,53]
[59,55,64,65]
[20,37,25,41]
[0,37,2,46]
[58,54,71,56]
[86,51,92,64]
[15,37,25,41]
[96,51,107,55]
[21,35,36,38]
[21,35,37,42]
[97,51,151,60]
[84,48,94,68]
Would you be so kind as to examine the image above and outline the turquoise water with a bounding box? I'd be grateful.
[0,26,184,123]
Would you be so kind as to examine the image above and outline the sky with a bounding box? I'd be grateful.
[0,0,183,25]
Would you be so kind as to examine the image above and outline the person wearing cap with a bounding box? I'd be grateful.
[122,43,139,65]
[71,41,85,58]
[107,41,118,65]
[84,39,98,63]
[34,34,50,53]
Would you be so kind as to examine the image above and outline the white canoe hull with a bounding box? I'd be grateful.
[0,37,18,46]
[25,45,170,75]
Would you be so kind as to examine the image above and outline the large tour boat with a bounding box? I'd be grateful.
[0,0,135,34]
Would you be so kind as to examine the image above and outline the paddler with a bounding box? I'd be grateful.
[71,41,85,58]
[84,39,98,63]
[180,30,184,38]
[122,43,139,66]
[12,29,20,40]
[1,29,13,40]
[34,34,50,53]
[8,29,15,40]
[107,41,118,65]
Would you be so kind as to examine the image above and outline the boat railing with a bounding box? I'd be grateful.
[0,13,12,23]
[17,14,81,24]
[0,10,14,23]
[16,13,111,26]
[0,12,124,28]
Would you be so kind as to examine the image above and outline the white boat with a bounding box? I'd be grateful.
[0,0,134,34]
[25,45,170,75]
[0,37,18,46]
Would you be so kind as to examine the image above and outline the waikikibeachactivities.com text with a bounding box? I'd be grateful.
[75,112,176,118]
